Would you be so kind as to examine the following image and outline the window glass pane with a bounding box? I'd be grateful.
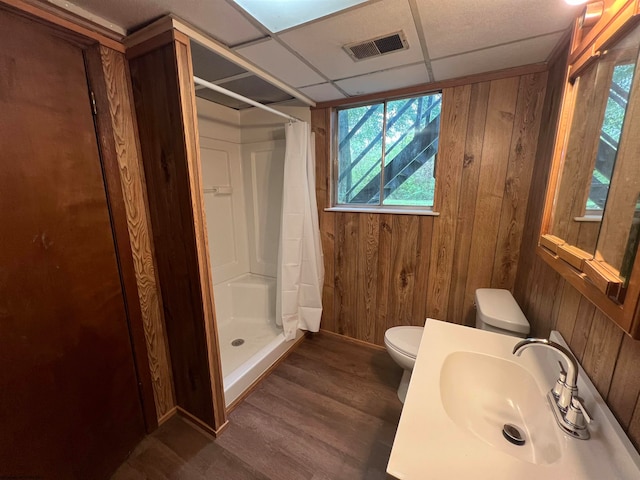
[383,94,441,206]
[337,104,384,204]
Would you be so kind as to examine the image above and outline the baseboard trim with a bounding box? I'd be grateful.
[157,406,178,426]
[175,406,229,438]
[318,329,386,351]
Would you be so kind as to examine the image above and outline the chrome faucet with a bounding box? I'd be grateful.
[513,337,592,439]
[513,338,578,410]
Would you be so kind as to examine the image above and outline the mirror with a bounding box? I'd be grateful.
[539,5,640,338]
[550,22,640,263]
[594,27,640,284]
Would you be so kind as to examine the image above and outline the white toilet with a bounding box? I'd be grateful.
[384,288,530,403]
[384,326,424,403]
[475,288,530,338]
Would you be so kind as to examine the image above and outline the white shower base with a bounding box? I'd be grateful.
[214,273,303,407]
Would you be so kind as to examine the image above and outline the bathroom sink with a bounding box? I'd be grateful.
[387,319,640,479]
[440,351,560,465]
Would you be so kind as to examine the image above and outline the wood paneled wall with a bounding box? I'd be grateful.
[514,42,640,452]
[312,69,548,345]
[128,31,226,434]
[90,45,175,421]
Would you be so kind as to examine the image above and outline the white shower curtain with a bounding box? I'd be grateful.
[276,121,324,341]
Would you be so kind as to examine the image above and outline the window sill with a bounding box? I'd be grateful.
[324,207,440,216]
[573,215,603,222]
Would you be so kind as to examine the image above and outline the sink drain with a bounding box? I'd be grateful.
[502,423,526,446]
[231,338,245,347]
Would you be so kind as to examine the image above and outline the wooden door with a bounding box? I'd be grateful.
[0,9,145,479]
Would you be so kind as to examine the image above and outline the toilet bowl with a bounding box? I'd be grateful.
[385,290,529,405]
[384,326,423,403]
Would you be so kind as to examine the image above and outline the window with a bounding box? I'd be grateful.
[334,92,442,210]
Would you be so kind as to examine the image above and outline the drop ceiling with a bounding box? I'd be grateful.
[54,0,583,103]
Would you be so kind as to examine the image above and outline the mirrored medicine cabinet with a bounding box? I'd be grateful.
[539,0,640,338]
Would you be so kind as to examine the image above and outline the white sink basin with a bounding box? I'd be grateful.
[387,319,640,480]
[440,351,560,465]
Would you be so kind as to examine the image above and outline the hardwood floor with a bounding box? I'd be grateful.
[112,332,404,479]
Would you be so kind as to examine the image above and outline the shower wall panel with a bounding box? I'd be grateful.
[242,141,285,277]
[197,99,249,284]
[201,137,249,282]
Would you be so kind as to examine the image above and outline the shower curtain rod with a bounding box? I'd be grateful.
[193,76,301,123]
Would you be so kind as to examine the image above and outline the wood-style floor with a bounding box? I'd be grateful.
[112,332,404,480]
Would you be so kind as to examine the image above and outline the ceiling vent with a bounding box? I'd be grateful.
[343,31,408,61]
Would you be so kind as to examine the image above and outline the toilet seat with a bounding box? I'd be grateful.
[384,326,423,359]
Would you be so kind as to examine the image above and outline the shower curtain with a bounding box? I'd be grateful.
[276,121,324,341]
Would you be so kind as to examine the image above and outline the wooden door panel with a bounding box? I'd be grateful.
[0,9,144,479]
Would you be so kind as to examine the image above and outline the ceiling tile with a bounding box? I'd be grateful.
[220,76,294,104]
[298,83,346,102]
[192,41,247,82]
[70,0,265,45]
[196,89,250,110]
[431,32,563,81]
[236,39,325,87]
[279,0,424,80]
[336,63,429,96]
[416,0,579,59]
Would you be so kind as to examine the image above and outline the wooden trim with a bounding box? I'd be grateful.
[124,15,175,49]
[570,0,636,58]
[84,45,158,431]
[569,0,640,78]
[225,334,308,414]
[557,243,593,270]
[0,0,124,52]
[540,234,566,254]
[175,406,229,438]
[537,245,631,331]
[20,0,125,35]
[314,63,548,109]
[541,66,575,235]
[174,34,228,431]
[126,29,179,60]
[318,329,387,352]
[157,406,178,426]
[129,38,218,429]
[91,45,176,421]
[583,259,623,297]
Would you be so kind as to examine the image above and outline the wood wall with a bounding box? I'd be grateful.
[128,31,226,434]
[312,69,548,345]
[90,45,175,422]
[514,42,640,452]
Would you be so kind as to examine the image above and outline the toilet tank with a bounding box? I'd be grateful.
[475,288,530,338]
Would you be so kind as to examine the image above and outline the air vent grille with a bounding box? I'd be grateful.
[344,31,408,61]
[375,34,405,53]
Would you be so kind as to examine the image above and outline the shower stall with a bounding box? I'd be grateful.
[196,97,307,406]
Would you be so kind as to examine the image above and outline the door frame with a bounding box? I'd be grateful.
[0,0,159,432]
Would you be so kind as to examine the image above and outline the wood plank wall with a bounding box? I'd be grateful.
[128,32,226,433]
[312,69,548,346]
[91,45,175,422]
[514,41,640,452]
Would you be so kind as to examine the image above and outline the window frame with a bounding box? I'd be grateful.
[328,91,443,216]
